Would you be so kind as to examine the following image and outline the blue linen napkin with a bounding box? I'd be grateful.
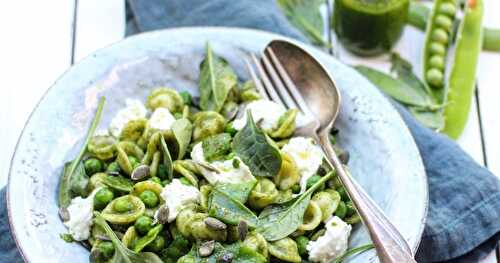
[0,0,498,262]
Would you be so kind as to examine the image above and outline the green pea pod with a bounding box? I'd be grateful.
[443,0,483,139]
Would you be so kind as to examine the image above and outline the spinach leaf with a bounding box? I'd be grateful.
[208,188,258,228]
[232,112,282,178]
[202,133,232,162]
[181,242,266,263]
[103,175,134,193]
[214,180,257,204]
[94,212,163,263]
[257,172,334,241]
[58,97,105,208]
[409,107,445,130]
[160,134,173,180]
[390,53,434,96]
[199,43,238,112]
[171,118,193,160]
[277,0,328,47]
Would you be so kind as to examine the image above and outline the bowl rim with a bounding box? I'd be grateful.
[7,26,428,262]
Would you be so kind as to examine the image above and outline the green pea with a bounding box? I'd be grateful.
[295,236,309,256]
[306,175,323,190]
[439,2,456,17]
[97,241,115,259]
[173,112,183,119]
[139,190,159,208]
[179,177,192,186]
[429,55,445,70]
[291,184,301,194]
[224,122,237,136]
[150,176,162,185]
[134,216,153,235]
[128,156,140,169]
[429,42,446,56]
[328,176,343,189]
[345,201,356,217]
[337,186,349,201]
[432,28,449,44]
[426,68,444,87]
[435,15,453,31]
[84,158,103,175]
[94,188,114,210]
[335,201,347,219]
[179,91,192,105]
[113,198,133,213]
[106,161,121,174]
[146,235,166,252]
[157,164,168,180]
[232,158,240,169]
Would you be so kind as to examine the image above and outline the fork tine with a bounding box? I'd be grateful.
[260,51,298,110]
[250,54,286,107]
[244,58,270,100]
[266,47,314,116]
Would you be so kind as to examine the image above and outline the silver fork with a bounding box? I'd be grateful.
[245,48,416,263]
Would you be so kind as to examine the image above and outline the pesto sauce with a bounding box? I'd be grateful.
[333,0,409,56]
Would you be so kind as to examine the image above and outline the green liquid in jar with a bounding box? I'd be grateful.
[333,0,409,56]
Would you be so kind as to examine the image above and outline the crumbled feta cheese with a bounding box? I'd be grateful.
[191,143,255,184]
[149,107,176,131]
[159,179,200,222]
[109,99,148,137]
[64,189,100,241]
[233,99,286,130]
[307,216,352,263]
[282,137,323,193]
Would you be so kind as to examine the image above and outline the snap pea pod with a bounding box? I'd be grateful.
[443,0,484,138]
[409,1,499,51]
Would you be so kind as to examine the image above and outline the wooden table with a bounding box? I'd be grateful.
[0,0,497,261]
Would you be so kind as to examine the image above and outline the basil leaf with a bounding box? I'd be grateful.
[232,112,282,178]
[58,97,105,208]
[214,180,257,204]
[160,134,173,180]
[171,118,193,160]
[257,172,334,241]
[209,188,258,228]
[202,133,232,162]
[199,43,238,112]
[355,65,433,108]
[277,0,328,47]
[94,212,163,263]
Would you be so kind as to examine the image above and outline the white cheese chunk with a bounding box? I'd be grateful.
[149,107,176,131]
[281,137,323,193]
[191,142,255,184]
[109,99,148,137]
[159,179,200,222]
[64,189,100,241]
[233,99,286,130]
[307,216,352,263]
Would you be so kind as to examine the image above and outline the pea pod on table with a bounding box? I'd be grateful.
[422,0,483,138]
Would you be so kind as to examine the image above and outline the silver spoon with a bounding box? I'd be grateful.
[253,39,417,263]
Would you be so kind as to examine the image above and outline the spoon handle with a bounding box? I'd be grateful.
[317,131,417,263]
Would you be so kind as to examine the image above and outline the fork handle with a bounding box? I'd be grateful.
[317,131,417,263]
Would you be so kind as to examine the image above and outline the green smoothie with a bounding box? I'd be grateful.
[333,0,409,56]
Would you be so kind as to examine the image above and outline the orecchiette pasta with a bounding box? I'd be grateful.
[248,177,279,210]
[146,87,184,113]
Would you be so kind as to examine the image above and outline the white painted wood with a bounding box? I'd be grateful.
[0,0,75,187]
[74,0,126,62]
[478,0,500,177]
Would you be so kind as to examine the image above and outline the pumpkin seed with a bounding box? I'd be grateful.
[198,240,215,257]
[217,253,234,263]
[204,217,227,230]
[237,220,248,241]
[131,165,150,181]
[59,207,70,222]
[154,205,169,225]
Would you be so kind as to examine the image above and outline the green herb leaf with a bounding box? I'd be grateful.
[232,112,282,178]
[199,43,238,112]
[103,175,134,193]
[390,53,434,96]
[214,180,257,204]
[257,172,334,241]
[202,133,232,162]
[94,212,163,263]
[171,118,193,160]
[64,161,89,198]
[160,135,173,180]
[277,0,328,47]
[133,225,163,253]
[180,242,267,263]
[209,188,258,228]
[58,97,105,208]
